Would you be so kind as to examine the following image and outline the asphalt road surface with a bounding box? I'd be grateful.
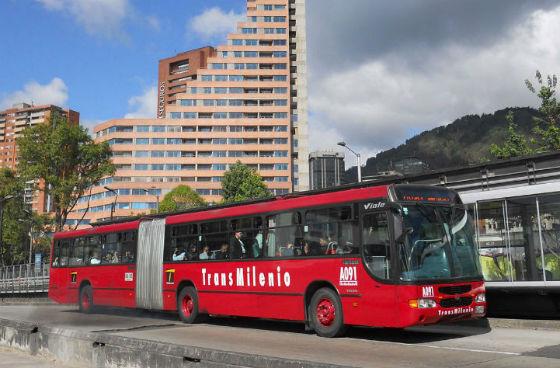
[1,305,560,368]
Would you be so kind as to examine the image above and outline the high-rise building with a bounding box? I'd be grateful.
[157,47,216,118]
[165,0,309,192]
[67,0,309,226]
[309,151,345,190]
[0,103,79,213]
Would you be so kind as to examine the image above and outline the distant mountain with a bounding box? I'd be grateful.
[345,107,541,181]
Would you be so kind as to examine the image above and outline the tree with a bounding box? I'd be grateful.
[526,71,560,151]
[0,168,29,265]
[221,161,271,203]
[490,111,534,159]
[17,113,115,231]
[490,71,560,159]
[158,185,206,213]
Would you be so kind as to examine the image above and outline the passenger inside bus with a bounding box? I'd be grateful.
[199,245,211,260]
[252,230,263,258]
[215,243,230,260]
[302,242,313,256]
[89,251,101,265]
[229,231,247,259]
[122,251,134,263]
[186,244,198,261]
[173,247,186,261]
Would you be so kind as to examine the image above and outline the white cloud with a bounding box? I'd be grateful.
[145,15,161,31]
[36,0,130,39]
[0,78,68,109]
[309,5,560,158]
[189,7,244,40]
[125,87,157,119]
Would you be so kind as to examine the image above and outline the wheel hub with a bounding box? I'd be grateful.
[182,295,193,317]
[316,298,336,326]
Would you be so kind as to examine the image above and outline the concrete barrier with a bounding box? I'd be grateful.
[0,317,348,368]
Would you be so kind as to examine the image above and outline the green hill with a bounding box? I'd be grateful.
[349,107,540,180]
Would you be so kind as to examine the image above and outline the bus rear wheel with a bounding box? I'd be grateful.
[308,287,346,337]
[79,285,94,314]
[177,286,204,323]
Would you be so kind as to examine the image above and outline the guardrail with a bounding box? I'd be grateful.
[0,263,49,294]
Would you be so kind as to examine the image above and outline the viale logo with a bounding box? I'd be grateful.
[363,202,386,210]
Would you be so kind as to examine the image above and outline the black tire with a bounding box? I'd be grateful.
[79,285,94,314]
[308,287,346,337]
[177,286,204,323]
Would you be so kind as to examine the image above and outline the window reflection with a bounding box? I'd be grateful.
[537,195,560,281]
[506,197,542,281]
[476,201,512,281]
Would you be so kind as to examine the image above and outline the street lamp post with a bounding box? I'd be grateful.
[104,186,118,221]
[142,187,160,212]
[0,195,15,267]
[337,141,362,183]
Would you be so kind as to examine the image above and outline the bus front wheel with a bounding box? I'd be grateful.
[79,285,94,314]
[308,287,346,337]
[177,286,203,323]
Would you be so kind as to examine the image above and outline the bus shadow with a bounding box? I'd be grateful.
[60,307,491,344]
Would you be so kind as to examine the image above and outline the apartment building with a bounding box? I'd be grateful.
[0,103,79,213]
[157,47,216,117]
[67,0,309,226]
[164,0,309,191]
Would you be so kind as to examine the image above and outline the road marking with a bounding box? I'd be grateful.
[371,340,521,356]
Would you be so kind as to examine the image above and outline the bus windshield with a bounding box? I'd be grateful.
[398,204,482,282]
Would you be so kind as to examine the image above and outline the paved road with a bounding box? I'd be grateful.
[0,346,79,367]
[1,305,560,367]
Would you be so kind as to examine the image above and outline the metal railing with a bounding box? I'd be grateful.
[0,262,50,294]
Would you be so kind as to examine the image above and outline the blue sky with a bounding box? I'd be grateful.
[0,0,246,129]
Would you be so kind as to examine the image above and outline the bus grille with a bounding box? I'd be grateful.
[439,285,471,295]
[440,297,472,308]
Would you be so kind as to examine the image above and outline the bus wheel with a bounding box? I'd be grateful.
[308,287,346,337]
[79,285,94,314]
[177,286,203,323]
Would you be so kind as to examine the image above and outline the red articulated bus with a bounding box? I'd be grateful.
[49,183,486,337]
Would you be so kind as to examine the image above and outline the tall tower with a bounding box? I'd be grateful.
[163,0,309,195]
[289,0,309,191]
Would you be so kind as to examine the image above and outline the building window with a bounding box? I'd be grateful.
[136,138,149,145]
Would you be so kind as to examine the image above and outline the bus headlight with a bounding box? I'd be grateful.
[409,298,437,309]
[475,293,486,303]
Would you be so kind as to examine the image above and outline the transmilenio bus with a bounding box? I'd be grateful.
[49,184,486,337]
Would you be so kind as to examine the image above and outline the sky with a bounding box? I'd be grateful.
[1,0,560,165]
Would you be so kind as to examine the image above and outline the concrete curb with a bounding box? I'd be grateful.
[488,318,560,331]
[443,317,560,332]
[0,317,350,368]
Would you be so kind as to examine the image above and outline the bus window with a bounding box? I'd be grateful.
[304,206,357,256]
[165,224,199,262]
[83,236,102,265]
[52,241,60,267]
[120,231,136,264]
[201,221,228,260]
[362,212,391,279]
[230,217,263,258]
[59,240,70,267]
[266,212,302,258]
[102,233,121,264]
[69,238,84,266]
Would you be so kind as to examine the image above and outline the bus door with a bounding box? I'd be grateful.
[360,203,398,325]
[136,218,165,310]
